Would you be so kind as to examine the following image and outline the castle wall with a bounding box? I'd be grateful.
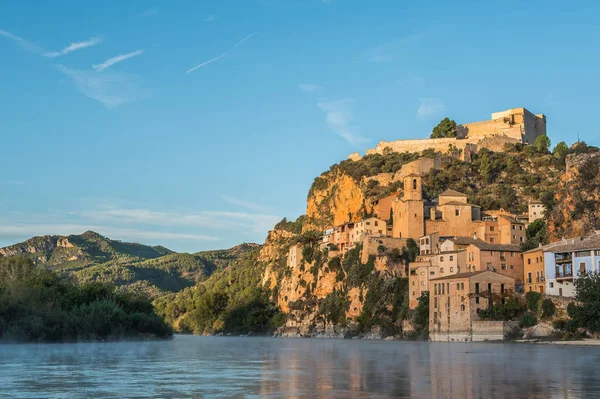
[394,157,442,181]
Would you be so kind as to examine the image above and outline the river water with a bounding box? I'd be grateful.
[1,335,599,398]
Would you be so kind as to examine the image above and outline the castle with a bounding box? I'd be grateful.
[349,107,546,160]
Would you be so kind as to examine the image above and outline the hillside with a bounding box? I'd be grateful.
[0,232,260,297]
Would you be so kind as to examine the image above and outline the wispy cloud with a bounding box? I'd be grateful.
[318,99,369,147]
[93,50,144,72]
[221,195,271,213]
[57,65,150,108]
[186,52,230,73]
[139,7,159,17]
[186,32,257,74]
[234,32,257,47]
[44,37,102,58]
[417,98,445,119]
[299,83,320,93]
[1,180,27,186]
[360,27,445,63]
[0,28,44,53]
[205,14,217,22]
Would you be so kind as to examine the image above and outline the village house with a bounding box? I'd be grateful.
[523,247,546,294]
[371,192,400,223]
[429,270,516,342]
[408,234,472,309]
[528,201,546,223]
[475,213,526,245]
[543,234,600,297]
[322,217,387,253]
[465,241,524,285]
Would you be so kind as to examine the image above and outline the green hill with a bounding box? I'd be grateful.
[0,232,260,297]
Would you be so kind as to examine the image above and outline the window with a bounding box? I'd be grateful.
[461,283,464,290]
[456,283,460,290]
[520,237,524,242]
[490,237,495,243]
[413,179,417,190]
[440,256,444,262]
[513,225,516,230]
[528,258,531,265]
[374,221,378,226]
[520,226,524,231]
[476,308,481,314]
[440,268,445,273]
[366,222,371,225]
[450,267,454,272]
[490,226,495,232]
[501,264,507,270]
[510,265,514,269]
[450,256,454,261]
[430,271,435,275]
[421,281,424,286]
[412,281,415,286]
[426,238,429,245]
[461,304,466,311]
[549,282,554,288]
[434,297,438,308]
[455,209,460,216]
[434,284,437,295]
[475,283,480,304]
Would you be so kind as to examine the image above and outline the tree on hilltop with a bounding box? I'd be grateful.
[430,118,457,139]
[534,135,551,153]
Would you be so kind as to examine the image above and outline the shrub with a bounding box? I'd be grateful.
[553,319,568,330]
[525,291,542,313]
[541,298,556,319]
[519,312,538,328]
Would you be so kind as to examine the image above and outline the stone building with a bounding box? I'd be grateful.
[359,107,546,159]
[371,192,400,222]
[391,175,482,241]
[322,217,387,253]
[465,241,524,285]
[475,213,527,245]
[528,201,546,223]
[429,270,516,342]
[523,247,546,294]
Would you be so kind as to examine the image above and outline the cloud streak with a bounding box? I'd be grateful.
[221,195,271,213]
[0,28,44,53]
[44,37,102,58]
[299,83,320,93]
[139,7,159,17]
[93,50,144,72]
[186,32,257,74]
[318,99,369,147]
[57,65,150,108]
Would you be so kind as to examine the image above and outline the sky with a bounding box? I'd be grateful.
[1,0,599,253]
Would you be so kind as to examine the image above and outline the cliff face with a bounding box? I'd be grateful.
[0,235,80,264]
[306,171,368,231]
[548,152,600,241]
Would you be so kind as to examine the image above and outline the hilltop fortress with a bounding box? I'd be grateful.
[350,107,546,160]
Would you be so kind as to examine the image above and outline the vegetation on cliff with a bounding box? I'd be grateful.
[0,257,172,342]
[154,247,285,335]
[430,117,457,139]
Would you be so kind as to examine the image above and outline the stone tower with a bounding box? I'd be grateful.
[392,174,425,239]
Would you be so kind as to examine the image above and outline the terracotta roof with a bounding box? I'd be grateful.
[543,235,600,253]
[431,270,515,282]
[468,241,522,252]
[444,236,481,246]
[439,189,468,197]
[430,270,487,281]
[523,240,567,254]
[439,201,472,206]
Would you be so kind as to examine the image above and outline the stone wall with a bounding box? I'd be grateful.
[471,321,517,342]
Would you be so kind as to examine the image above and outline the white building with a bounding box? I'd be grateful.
[544,234,600,297]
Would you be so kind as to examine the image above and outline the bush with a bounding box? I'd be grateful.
[519,312,538,328]
[553,319,568,330]
[525,291,542,313]
[541,298,556,319]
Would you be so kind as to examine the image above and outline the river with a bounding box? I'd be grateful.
[1,335,599,398]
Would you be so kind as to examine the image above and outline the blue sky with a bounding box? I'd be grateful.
[1,0,599,252]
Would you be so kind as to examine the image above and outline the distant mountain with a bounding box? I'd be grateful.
[0,231,260,297]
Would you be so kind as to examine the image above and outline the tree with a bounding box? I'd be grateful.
[534,135,551,153]
[521,219,548,251]
[430,118,457,139]
[553,141,569,163]
[403,239,419,263]
[568,274,600,333]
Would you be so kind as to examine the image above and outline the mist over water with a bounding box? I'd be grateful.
[1,335,599,398]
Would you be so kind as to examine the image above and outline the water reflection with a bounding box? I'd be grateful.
[1,336,600,398]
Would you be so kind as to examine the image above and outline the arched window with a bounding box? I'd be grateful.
[461,304,465,311]
[413,179,417,190]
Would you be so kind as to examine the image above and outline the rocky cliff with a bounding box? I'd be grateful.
[548,149,600,240]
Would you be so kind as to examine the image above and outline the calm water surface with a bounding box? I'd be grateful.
[1,335,599,398]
